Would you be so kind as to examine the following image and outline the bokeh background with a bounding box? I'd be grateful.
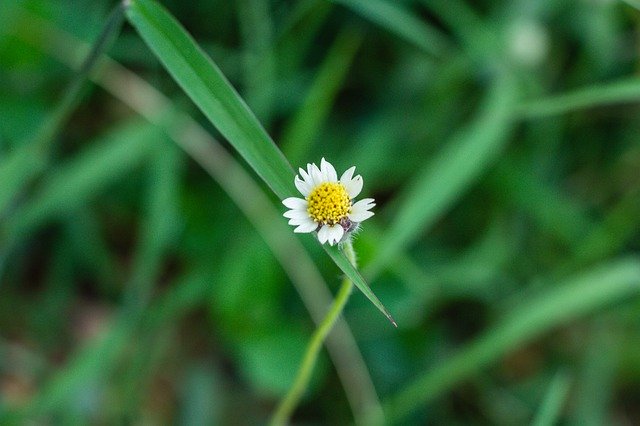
[2,0,640,424]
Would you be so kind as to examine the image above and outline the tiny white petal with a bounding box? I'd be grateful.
[309,163,323,186]
[351,198,375,210]
[350,198,375,222]
[295,176,312,196]
[349,210,374,222]
[320,158,338,182]
[284,209,309,219]
[343,175,363,199]
[282,197,307,209]
[294,221,318,233]
[317,224,331,244]
[340,166,356,184]
[289,216,315,226]
[327,224,344,245]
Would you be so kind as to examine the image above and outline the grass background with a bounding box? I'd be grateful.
[2,0,640,424]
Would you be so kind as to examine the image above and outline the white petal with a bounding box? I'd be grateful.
[294,176,312,196]
[349,198,375,222]
[284,209,309,219]
[349,210,374,222]
[320,158,337,182]
[309,163,323,186]
[282,197,307,209]
[326,224,344,245]
[317,224,331,244]
[289,216,315,226]
[343,175,363,199]
[340,166,356,184]
[298,167,313,186]
[294,220,318,233]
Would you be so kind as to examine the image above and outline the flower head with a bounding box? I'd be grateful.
[282,158,375,245]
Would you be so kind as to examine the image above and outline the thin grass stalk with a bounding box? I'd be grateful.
[270,240,358,426]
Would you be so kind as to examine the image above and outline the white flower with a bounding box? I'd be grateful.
[282,158,375,246]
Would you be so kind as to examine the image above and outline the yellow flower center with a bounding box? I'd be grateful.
[307,182,351,225]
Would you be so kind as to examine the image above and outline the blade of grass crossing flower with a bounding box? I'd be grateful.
[384,258,640,422]
[125,0,395,323]
[367,74,518,277]
[125,0,295,199]
[325,244,397,327]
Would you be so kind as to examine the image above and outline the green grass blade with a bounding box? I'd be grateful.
[123,145,182,315]
[125,0,294,199]
[531,370,571,426]
[325,244,396,327]
[516,78,640,119]
[236,0,276,123]
[0,4,125,215]
[4,120,159,244]
[125,0,393,323]
[384,258,640,422]
[332,0,449,56]
[280,29,362,165]
[367,74,518,277]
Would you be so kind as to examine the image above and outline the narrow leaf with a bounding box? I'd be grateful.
[125,0,394,323]
[367,74,518,277]
[384,258,640,422]
[333,0,449,56]
[126,0,294,199]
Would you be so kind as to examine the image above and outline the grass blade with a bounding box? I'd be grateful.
[125,0,394,323]
[367,74,518,277]
[280,29,362,164]
[125,0,294,199]
[384,258,640,422]
[531,370,571,426]
[0,3,125,215]
[516,78,640,119]
[4,120,159,244]
[333,0,449,56]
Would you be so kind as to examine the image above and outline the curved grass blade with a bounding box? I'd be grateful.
[367,74,518,277]
[516,78,640,119]
[332,0,449,57]
[3,120,159,245]
[0,3,126,215]
[280,28,363,165]
[384,258,640,422]
[124,0,394,324]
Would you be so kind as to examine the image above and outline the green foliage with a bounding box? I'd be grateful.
[2,0,640,424]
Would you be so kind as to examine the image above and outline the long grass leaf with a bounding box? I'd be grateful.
[384,258,640,422]
[367,74,518,277]
[4,121,159,243]
[531,370,571,426]
[125,0,394,323]
[0,3,125,215]
[332,0,449,56]
[125,0,294,199]
[517,78,640,119]
[280,29,362,164]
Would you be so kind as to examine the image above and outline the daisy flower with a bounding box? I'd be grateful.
[282,158,375,246]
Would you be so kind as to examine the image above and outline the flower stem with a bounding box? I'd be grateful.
[270,239,357,425]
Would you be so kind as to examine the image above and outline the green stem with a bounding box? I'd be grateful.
[270,239,357,426]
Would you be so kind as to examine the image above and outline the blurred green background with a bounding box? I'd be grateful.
[2,0,640,424]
